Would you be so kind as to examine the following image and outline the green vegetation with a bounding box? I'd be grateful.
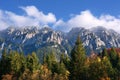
[0,36,120,80]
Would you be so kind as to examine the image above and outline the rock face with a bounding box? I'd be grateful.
[0,27,69,56]
[67,27,106,55]
[91,27,120,48]
[0,26,120,56]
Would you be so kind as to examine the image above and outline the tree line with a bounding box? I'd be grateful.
[0,36,120,80]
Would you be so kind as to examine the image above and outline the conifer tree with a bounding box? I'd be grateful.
[0,49,11,79]
[101,48,108,57]
[70,35,86,80]
[26,52,40,72]
[102,56,115,79]
[116,55,120,79]
[44,51,57,70]
[109,48,117,68]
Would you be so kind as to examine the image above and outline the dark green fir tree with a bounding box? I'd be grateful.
[70,35,87,80]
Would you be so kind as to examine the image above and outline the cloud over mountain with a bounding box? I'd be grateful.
[0,6,56,30]
[53,10,120,32]
[21,6,56,24]
[0,6,120,32]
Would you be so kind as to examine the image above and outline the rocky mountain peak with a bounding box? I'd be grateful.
[0,26,120,56]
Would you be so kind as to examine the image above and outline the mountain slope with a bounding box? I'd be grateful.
[0,27,70,56]
[0,26,120,56]
[91,26,120,48]
[67,27,105,55]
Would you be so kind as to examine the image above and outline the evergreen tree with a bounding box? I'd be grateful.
[109,48,117,68]
[70,35,86,80]
[101,48,108,57]
[102,56,115,79]
[88,57,103,80]
[60,54,70,70]
[44,51,57,70]
[0,49,11,79]
[116,55,120,79]
[26,52,40,72]
[10,51,22,74]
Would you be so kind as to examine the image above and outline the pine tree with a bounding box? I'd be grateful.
[44,51,57,71]
[109,48,117,68]
[0,49,11,79]
[116,55,120,79]
[26,52,40,72]
[60,54,70,70]
[101,48,108,57]
[70,35,86,80]
[102,56,115,79]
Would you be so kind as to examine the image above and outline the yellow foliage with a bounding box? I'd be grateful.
[100,77,111,80]
[97,57,101,62]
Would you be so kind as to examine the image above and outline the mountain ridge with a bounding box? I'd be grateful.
[0,26,120,56]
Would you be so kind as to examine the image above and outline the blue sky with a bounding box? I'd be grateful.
[0,0,120,32]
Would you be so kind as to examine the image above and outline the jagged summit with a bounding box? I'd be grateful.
[91,26,120,48]
[0,27,68,55]
[0,26,120,56]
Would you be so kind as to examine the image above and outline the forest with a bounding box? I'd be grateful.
[0,36,120,80]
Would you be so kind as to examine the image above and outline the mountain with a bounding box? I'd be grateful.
[0,27,71,61]
[67,27,105,54]
[91,26,120,48]
[0,26,120,57]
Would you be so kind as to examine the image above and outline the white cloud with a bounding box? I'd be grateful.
[20,6,56,24]
[0,10,9,30]
[0,6,56,30]
[52,19,70,31]
[0,7,120,33]
[54,10,120,32]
